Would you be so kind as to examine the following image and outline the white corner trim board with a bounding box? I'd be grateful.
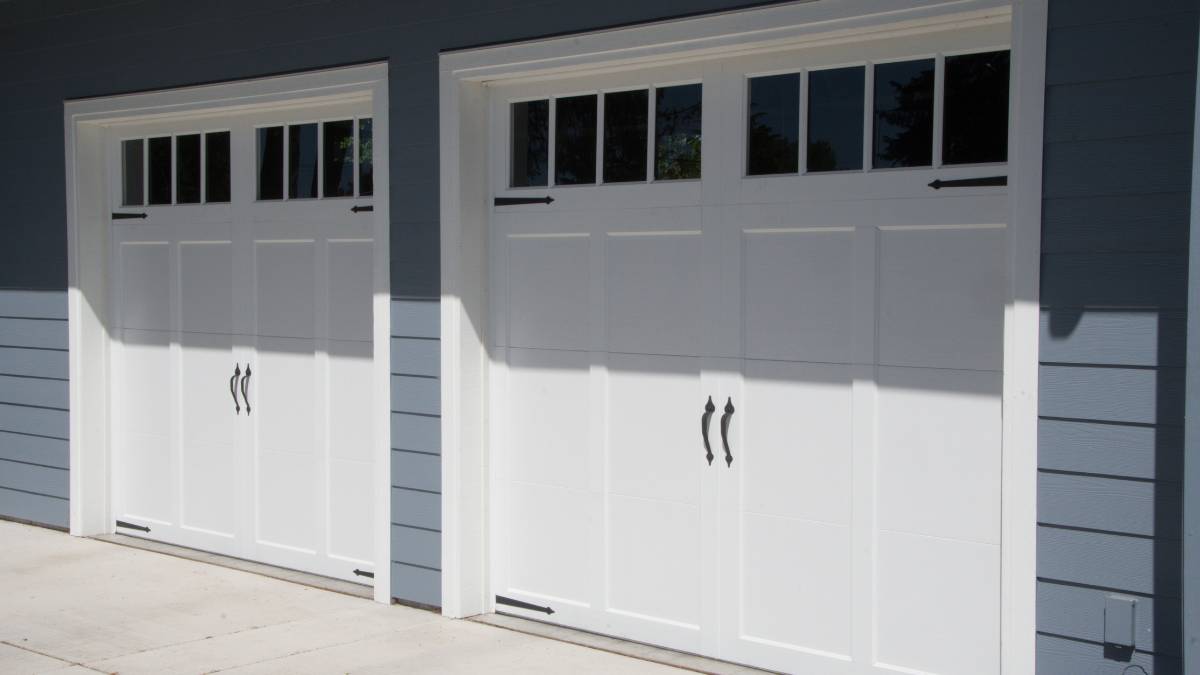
[440,0,1045,672]
[64,62,393,604]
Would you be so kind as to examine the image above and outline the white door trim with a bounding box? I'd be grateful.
[64,62,393,604]
[440,1,1045,670]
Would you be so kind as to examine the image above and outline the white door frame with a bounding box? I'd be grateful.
[63,62,393,604]
[439,0,1046,670]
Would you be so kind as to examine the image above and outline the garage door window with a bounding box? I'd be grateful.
[121,131,232,206]
[603,89,649,183]
[654,84,702,180]
[943,50,1010,165]
[257,118,374,201]
[807,66,865,172]
[747,73,800,175]
[872,58,935,168]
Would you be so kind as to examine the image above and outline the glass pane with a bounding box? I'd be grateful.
[654,84,702,180]
[205,131,231,203]
[323,120,354,198]
[175,134,200,204]
[747,73,800,175]
[359,118,373,197]
[943,50,1010,165]
[554,94,597,185]
[511,100,548,187]
[121,139,144,206]
[873,59,934,168]
[147,136,172,205]
[257,126,284,200]
[603,89,648,183]
[807,66,865,172]
[288,123,318,199]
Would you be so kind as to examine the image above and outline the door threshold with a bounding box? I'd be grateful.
[471,613,777,675]
[92,533,372,600]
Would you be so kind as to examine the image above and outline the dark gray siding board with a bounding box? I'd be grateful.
[1038,419,1182,482]
[1039,580,1180,656]
[391,413,440,456]
[391,562,441,607]
[0,375,69,410]
[0,404,69,440]
[391,450,440,493]
[391,524,441,570]
[391,375,440,417]
[392,487,441,532]
[1039,365,1184,426]
[1039,472,1182,539]
[392,299,440,340]
[0,290,67,320]
[1038,2,1196,671]
[0,318,68,350]
[391,338,440,378]
[1039,309,1186,367]
[0,347,69,380]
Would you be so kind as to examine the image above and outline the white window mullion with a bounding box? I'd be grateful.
[932,53,946,168]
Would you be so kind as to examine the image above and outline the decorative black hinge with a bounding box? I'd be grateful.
[112,212,148,220]
[494,196,554,206]
[115,520,150,532]
[496,595,554,615]
[353,569,375,578]
[351,205,374,213]
[928,176,1007,189]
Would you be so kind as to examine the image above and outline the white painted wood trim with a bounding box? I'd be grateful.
[1002,1,1046,672]
[64,62,392,604]
[1184,9,1200,671]
[439,4,1046,666]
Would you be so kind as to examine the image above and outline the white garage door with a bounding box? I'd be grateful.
[489,18,1010,675]
[109,100,378,583]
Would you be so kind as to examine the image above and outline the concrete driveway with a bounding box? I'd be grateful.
[0,521,679,674]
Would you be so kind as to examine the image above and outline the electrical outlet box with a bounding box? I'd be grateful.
[1104,594,1137,648]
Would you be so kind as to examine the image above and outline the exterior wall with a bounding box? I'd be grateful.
[1037,0,1198,672]
[0,0,772,606]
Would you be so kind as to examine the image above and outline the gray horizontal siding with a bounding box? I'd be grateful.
[0,290,68,529]
[1037,1,1195,671]
[390,298,440,604]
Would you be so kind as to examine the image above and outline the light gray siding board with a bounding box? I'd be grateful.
[0,486,66,528]
[391,524,440,570]
[1038,527,1180,597]
[1040,309,1186,367]
[1039,419,1182,481]
[0,374,69,410]
[391,450,440,493]
[391,338,439,377]
[1041,253,1188,310]
[391,299,439,339]
[1041,193,1191,254]
[1038,580,1179,655]
[1045,15,1198,85]
[0,290,67,320]
[0,318,67,350]
[0,458,67,498]
[391,562,441,607]
[1039,365,1184,426]
[1039,472,1182,539]
[391,375,440,416]
[391,412,439,455]
[391,487,440,531]
[0,347,68,379]
[1036,634,1172,674]
[0,402,69,439]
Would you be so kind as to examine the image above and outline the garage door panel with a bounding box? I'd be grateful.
[329,339,373,463]
[255,240,316,339]
[507,481,594,608]
[876,531,1000,675]
[328,459,374,564]
[877,367,1002,545]
[179,332,236,537]
[877,225,1005,371]
[118,432,174,525]
[254,338,316,456]
[607,354,702,505]
[743,228,856,364]
[507,234,591,350]
[118,329,172,438]
[508,348,591,491]
[180,241,233,334]
[119,242,171,331]
[607,495,702,628]
[256,448,318,553]
[740,514,852,658]
[605,232,703,356]
[328,240,373,342]
[741,361,852,525]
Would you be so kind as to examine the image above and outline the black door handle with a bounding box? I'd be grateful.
[701,396,716,465]
[240,364,252,416]
[720,397,735,467]
[230,365,241,415]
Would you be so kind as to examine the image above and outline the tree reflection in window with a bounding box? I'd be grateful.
[747,73,800,175]
[654,84,702,180]
[873,59,934,168]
